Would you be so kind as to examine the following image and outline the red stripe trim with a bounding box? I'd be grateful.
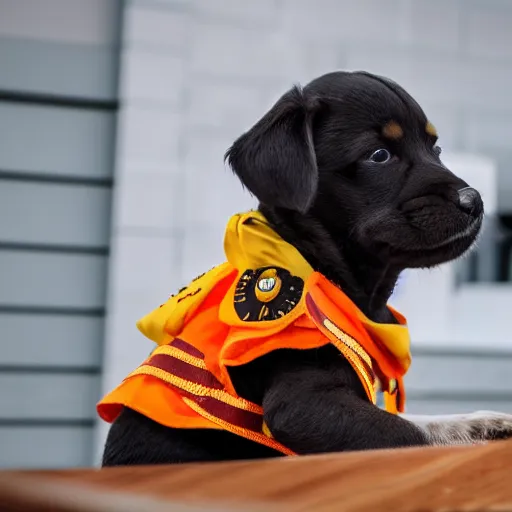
[158,339,266,433]
[169,338,205,359]
[179,388,264,432]
[148,354,223,390]
[305,293,376,381]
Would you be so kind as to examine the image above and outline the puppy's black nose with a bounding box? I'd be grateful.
[457,187,482,216]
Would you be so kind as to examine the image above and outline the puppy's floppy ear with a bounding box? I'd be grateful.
[225,85,320,213]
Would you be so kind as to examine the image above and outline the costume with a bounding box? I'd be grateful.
[97,211,411,456]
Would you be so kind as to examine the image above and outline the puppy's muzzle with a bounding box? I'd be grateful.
[457,187,483,217]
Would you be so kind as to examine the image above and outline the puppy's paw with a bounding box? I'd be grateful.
[423,410,512,446]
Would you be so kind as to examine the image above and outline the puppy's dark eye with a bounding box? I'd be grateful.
[434,145,442,156]
[369,149,391,164]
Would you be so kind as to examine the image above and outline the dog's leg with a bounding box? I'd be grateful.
[400,411,512,446]
[260,348,432,453]
[256,347,512,452]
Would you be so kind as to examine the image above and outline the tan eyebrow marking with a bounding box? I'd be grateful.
[382,121,404,140]
[425,121,438,137]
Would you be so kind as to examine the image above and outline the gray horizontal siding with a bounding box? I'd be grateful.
[0,103,116,179]
[0,0,120,100]
[0,426,93,469]
[405,400,512,415]
[405,349,512,415]
[0,0,120,470]
[0,250,107,310]
[0,180,112,248]
[0,373,100,420]
[0,314,103,367]
[406,353,512,394]
[0,0,121,45]
[0,38,119,100]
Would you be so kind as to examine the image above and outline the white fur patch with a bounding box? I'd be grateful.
[401,411,512,446]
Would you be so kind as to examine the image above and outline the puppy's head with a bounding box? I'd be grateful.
[225,71,483,269]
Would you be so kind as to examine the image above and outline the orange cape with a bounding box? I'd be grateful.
[97,211,411,456]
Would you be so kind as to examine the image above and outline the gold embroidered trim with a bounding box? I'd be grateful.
[330,339,377,404]
[262,421,273,438]
[182,397,295,456]
[152,344,207,370]
[322,319,376,403]
[128,365,262,414]
[323,318,373,368]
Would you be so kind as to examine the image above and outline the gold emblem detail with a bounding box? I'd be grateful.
[255,268,282,303]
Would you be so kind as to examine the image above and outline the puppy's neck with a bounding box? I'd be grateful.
[260,206,399,324]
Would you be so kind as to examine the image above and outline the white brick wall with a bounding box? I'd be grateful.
[465,2,512,61]
[95,0,512,457]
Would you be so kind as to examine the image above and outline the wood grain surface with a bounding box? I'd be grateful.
[1,440,511,511]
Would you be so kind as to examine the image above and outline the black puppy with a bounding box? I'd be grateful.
[102,71,512,466]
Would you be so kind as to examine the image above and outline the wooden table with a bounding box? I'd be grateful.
[1,440,511,511]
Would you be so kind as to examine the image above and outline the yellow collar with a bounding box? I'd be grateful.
[224,210,411,373]
[224,210,314,282]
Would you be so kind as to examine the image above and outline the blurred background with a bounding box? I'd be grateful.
[0,0,511,470]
